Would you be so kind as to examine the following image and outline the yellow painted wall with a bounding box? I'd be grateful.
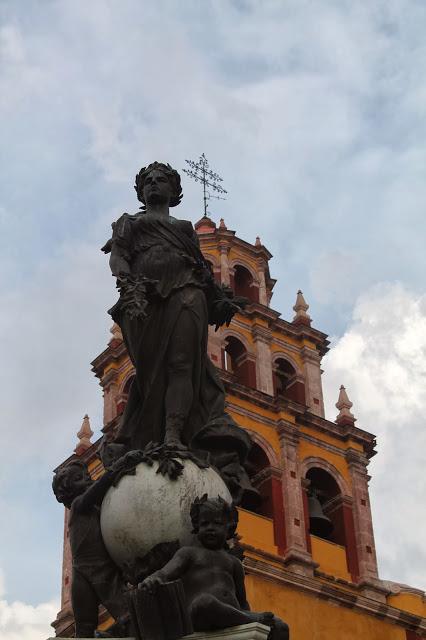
[388,592,426,617]
[310,535,351,582]
[246,573,407,640]
[237,508,278,556]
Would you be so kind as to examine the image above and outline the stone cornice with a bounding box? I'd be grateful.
[91,341,128,379]
[242,553,426,634]
[243,303,281,324]
[296,412,377,459]
[197,227,273,263]
[345,448,370,473]
[277,419,300,447]
[300,345,321,364]
[207,373,378,460]
[252,326,272,344]
[299,430,350,460]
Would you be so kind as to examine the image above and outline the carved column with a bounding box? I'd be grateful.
[345,449,381,588]
[252,327,274,395]
[219,243,230,286]
[102,371,119,425]
[300,346,325,417]
[277,420,317,575]
[256,260,268,306]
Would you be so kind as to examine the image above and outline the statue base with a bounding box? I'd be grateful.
[47,621,270,640]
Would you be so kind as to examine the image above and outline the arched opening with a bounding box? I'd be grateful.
[306,468,343,545]
[304,465,360,581]
[245,443,272,517]
[233,265,259,303]
[223,337,256,388]
[273,358,305,404]
[243,442,287,554]
[116,375,135,415]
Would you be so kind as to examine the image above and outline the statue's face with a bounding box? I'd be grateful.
[143,169,173,207]
[54,466,91,507]
[197,505,228,550]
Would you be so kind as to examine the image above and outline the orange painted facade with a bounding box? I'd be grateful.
[52,216,426,639]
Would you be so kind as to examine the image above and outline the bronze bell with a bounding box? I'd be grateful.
[308,493,333,538]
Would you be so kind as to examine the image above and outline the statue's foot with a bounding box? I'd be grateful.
[260,614,289,640]
[259,612,275,626]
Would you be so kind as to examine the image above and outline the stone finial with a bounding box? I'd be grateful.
[255,236,262,247]
[335,385,356,426]
[74,414,94,454]
[292,290,311,326]
[109,322,123,344]
[219,218,227,230]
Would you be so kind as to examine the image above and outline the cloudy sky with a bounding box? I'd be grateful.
[1,1,425,637]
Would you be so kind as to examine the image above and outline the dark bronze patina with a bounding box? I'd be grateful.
[52,459,130,637]
[137,496,290,640]
[102,162,257,504]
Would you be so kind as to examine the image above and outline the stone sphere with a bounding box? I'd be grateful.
[100,459,231,567]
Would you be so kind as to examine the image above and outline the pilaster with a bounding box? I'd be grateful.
[102,375,120,425]
[277,420,317,576]
[300,346,325,417]
[345,449,381,589]
[252,327,274,396]
[219,243,231,285]
[256,260,268,306]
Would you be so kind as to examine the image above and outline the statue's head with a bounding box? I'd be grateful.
[52,460,92,509]
[134,162,183,209]
[190,494,237,549]
[96,437,127,470]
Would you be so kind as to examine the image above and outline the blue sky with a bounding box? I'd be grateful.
[1,1,425,637]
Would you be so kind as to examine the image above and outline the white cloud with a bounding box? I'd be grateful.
[323,283,426,589]
[0,599,58,640]
[0,568,58,640]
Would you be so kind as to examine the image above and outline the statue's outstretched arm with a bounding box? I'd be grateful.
[140,547,192,592]
[73,451,134,513]
[73,470,116,514]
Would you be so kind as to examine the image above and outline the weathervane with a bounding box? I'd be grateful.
[183,153,227,217]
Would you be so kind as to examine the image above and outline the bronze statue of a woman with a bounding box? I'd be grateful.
[102,162,257,504]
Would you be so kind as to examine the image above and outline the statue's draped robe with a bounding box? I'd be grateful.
[108,213,249,455]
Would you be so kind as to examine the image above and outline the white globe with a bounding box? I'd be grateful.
[100,459,231,567]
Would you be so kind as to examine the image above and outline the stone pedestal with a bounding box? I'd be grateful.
[47,621,270,640]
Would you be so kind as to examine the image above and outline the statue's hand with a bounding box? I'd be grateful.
[210,298,242,331]
[139,573,163,595]
[110,450,144,474]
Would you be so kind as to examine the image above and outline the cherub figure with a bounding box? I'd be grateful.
[52,459,129,638]
[141,495,289,639]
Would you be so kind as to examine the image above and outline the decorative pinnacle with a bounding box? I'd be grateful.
[219,218,227,230]
[183,153,227,217]
[335,385,356,425]
[75,414,94,454]
[292,290,311,325]
[255,236,262,247]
